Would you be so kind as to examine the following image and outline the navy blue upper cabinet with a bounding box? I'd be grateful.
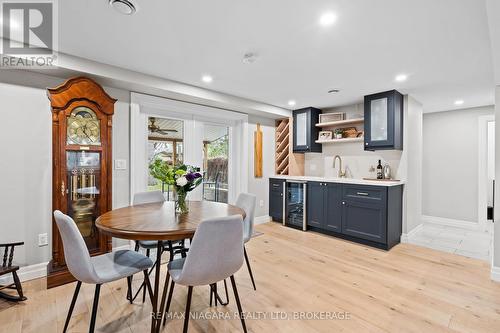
[293,107,322,153]
[364,90,403,151]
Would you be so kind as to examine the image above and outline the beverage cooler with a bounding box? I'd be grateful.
[283,180,307,231]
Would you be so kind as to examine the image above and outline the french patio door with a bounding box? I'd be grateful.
[130,93,248,205]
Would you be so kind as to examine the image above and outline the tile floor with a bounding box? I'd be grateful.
[407,221,493,261]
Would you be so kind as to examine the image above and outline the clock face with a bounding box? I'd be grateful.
[67,107,101,146]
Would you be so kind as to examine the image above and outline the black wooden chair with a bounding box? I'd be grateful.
[0,242,27,301]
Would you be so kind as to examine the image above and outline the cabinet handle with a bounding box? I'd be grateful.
[357,192,369,196]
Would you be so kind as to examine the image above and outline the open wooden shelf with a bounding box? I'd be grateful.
[316,118,364,128]
[315,137,364,144]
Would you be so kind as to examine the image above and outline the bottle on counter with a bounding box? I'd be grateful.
[383,163,391,180]
[376,160,383,179]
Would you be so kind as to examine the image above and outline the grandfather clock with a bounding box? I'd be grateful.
[47,77,116,288]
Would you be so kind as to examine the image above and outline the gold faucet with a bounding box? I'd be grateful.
[333,155,346,178]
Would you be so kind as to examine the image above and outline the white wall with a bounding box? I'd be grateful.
[422,106,494,223]
[0,74,132,265]
[403,96,423,234]
[247,116,276,218]
[0,83,52,267]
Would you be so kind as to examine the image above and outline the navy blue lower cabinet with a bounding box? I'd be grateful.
[324,183,342,232]
[269,179,284,223]
[341,199,386,243]
[307,182,342,232]
[341,184,402,249]
[277,179,403,250]
[306,182,324,228]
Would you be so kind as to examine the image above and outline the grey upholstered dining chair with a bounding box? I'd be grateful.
[53,211,154,333]
[162,215,247,333]
[129,190,187,303]
[236,193,257,290]
[209,193,257,307]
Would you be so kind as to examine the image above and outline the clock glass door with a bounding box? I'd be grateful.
[66,151,101,251]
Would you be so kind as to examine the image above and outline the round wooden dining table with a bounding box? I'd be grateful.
[95,200,246,333]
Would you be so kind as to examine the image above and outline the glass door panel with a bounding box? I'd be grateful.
[296,112,307,146]
[202,124,229,203]
[66,151,101,251]
[286,182,304,227]
[147,116,184,200]
[370,97,388,141]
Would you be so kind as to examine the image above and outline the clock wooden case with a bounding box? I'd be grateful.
[47,77,116,288]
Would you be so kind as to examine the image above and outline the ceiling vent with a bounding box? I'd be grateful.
[243,52,259,64]
[109,0,137,15]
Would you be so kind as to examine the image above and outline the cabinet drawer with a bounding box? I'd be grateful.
[343,184,385,202]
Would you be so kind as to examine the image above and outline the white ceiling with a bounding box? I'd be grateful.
[58,0,495,113]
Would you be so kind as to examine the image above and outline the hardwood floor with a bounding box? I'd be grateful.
[1,222,500,332]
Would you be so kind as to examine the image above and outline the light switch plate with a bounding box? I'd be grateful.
[114,159,127,170]
[38,233,48,247]
[259,200,264,207]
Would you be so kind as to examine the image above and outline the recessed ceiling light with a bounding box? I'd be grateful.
[288,100,296,107]
[202,75,213,83]
[319,12,337,27]
[454,100,464,106]
[109,0,137,15]
[395,74,408,82]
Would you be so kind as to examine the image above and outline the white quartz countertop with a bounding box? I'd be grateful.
[270,175,404,187]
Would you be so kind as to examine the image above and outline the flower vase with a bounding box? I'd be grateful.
[175,191,189,214]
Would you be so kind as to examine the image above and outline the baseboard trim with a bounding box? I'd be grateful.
[0,243,134,285]
[491,266,500,282]
[0,261,48,285]
[421,215,479,230]
[400,223,423,243]
[255,215,271,225]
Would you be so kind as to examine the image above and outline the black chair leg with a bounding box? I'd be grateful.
[143,270,154,302]
[244,247,256,291]
[230,275,247,333]
[126,276,133,304]
[209,280,229,306]
[209,284,213,306]
[162,279,175,326]
[143,248,150,303]
[63,281,82,333]
[89,284,101,333]
[182,286,193,333]
[214,283,218,306]
[158,271,170,326]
